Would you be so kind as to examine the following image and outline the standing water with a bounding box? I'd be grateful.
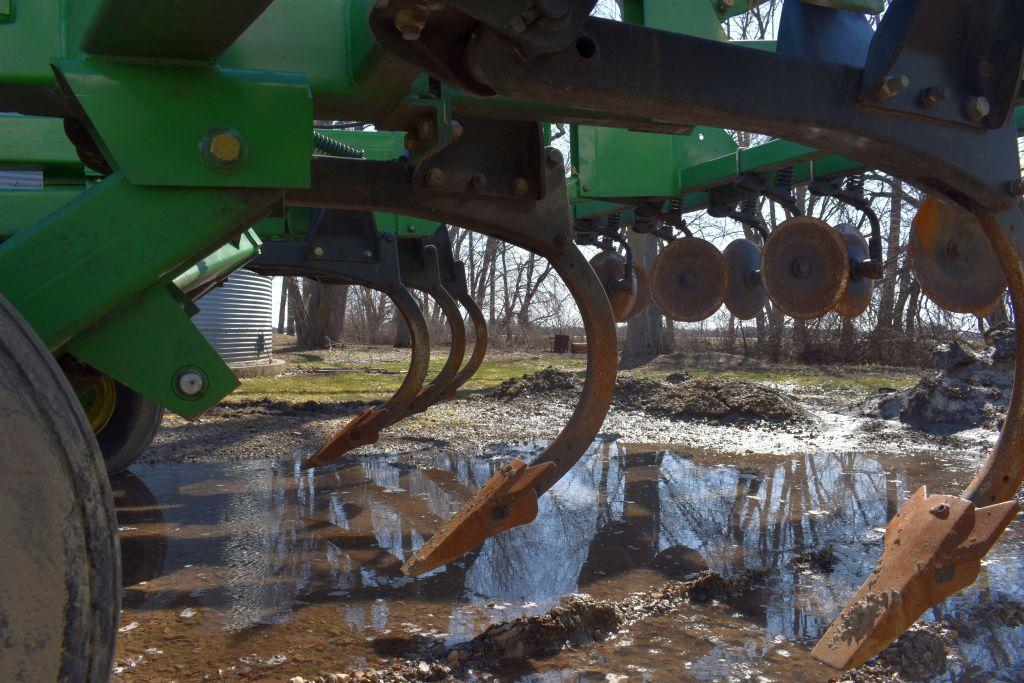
[110,441,1024,681]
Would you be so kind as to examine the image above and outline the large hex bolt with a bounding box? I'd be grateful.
[512,177,530,196]
[875,74,910,101]
[200,128,245,169]
[174,368,207,399]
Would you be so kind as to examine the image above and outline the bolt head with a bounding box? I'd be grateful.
[394,7,427,41]
[876,74,910,101]
[450,120,464,139]
[468,173,487,190]
[201,128,245,169]
[313,246,325,257]
[964,95,991,122]
[175,369,206,398]
[424,167,445,188]
[919,86,948,108]
[417,119,433,140]
[512,177,530,196]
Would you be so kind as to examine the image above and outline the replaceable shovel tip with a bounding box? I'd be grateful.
[302,407,383,469]
[401,459,555,577]
[811,486,1019,671]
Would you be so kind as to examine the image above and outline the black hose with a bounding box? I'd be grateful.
[313,131,365,159]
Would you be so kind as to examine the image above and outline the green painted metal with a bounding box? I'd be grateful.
[0,187,83,238]
[56,60,312,188]
[173,229,262,296]
[65,283,238,418]
[0,114,79,168]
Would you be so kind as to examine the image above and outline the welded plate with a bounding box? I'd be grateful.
[651,237,727,322]
[909,197,1006,315]
[590,251,637,322]
[723,238,767,320]
[624,264,653,320]
[834,224,873,319]
[761,216,849,320]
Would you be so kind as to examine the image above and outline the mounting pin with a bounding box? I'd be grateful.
[174,368,207,399]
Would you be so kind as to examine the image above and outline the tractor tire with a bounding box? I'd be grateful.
[0,294,120,681]
[97,383,164,474]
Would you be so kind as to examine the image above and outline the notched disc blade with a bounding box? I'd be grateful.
[651,237,727,322]
[723,238,767,320]
[590,251,637,322]
[834,224,873,319]
[761,216,849,320]
[624,264,653,320]
[909,196,1006,315]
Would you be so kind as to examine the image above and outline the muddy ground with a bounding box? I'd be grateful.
[116,346,1023,682]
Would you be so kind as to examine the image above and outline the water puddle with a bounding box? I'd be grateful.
[111,442,1023,681]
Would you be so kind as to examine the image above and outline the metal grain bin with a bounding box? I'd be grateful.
[192,269,274,365]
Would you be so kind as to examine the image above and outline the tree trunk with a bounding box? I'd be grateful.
[875,178,903,331]
[622,233,670,364]
[297,280,348,348]
[276,278,288,333]
[285,277,304,336]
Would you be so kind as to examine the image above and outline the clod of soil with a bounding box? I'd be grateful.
[788,546,837,573]
[617,375,806,423]
[488,367,581,398]
[861,334,1014,432]
[843,621,958,683]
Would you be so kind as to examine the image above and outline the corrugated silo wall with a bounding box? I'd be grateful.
[192,269,274,365]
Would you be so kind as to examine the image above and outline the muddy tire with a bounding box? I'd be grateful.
[98,383,164,474]
[0,294,120,681]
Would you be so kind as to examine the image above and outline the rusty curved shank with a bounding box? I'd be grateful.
[441,280,488,401]
[402,281,466,416]
[302,284,430,468]
[812,209,1024,670]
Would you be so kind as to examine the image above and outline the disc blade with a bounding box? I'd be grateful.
[909,196,1006,315]
[761,216,849,320]
[651,237,727,322]
[589,251,637,322]
[723,238,767,320]
[624,263,653,320]
[834,223,873,319]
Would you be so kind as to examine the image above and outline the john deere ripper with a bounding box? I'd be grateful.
[1,0,1022,679]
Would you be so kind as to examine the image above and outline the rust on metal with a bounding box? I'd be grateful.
[623,263,653,320]
[814,209,1024,671]
[722,238,766,321]
[834,223,873,319]
[811,486,1019,671]
[909,197,1006,315]
[589,251,637,322]
[651,236,727,322]
[402,285,466,417]
[440,288,489,401]
[761,216,849,320]
[401,459,555,576]
[302,286,431,468]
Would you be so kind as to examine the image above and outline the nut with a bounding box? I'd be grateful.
[964,95,991,122]
[468,173,487,191]
[313,246,325,257]
[512,177,530,195]
[201,128,245,169]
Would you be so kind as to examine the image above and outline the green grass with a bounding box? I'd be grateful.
[227,354,587,404]
[227,347,916,405]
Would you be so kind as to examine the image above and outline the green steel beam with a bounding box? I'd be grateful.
[56,60,312,188]
[0,114,79,168]
[173,229,262,296]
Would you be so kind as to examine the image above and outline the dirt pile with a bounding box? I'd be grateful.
[843,621,959,682]
[617,375,806,423]
[788,546,837,573]
[488,367,581,399]
[861,329,1014,432]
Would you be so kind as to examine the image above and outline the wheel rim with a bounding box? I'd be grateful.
[76,376,117,435]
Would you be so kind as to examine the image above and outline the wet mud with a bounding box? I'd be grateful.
[111,436,1023,682]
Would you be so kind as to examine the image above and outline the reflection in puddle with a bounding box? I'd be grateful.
[112,443,1023,681]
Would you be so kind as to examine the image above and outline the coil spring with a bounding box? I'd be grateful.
[846,174,865,195]
[607,212,621,232]
[740,195,758,214]
[669,197,683,214]
[774,166,795,189]
[313,131,365,159]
